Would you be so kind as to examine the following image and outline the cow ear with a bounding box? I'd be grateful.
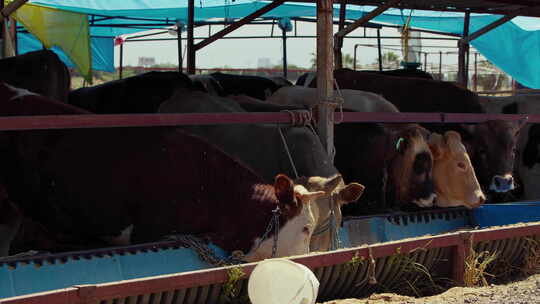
[294,185,325,205]
[338,183,365,205]
[429,133,445,160]
[274,174,295,203]
[444,131,462,146]
[320,174,343,193]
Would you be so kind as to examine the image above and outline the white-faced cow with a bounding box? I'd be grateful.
[297,69,523,201]
[0,82,326,261]
[158,88,365,251]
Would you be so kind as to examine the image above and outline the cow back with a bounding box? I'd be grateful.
[69,71,193,113]
[360,68,433,80]
[210,72,280,100]
[0,50,70,103]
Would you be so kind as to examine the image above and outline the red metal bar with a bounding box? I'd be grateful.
[443,113,533,123]
[471,223,540,242]
[0,112,536,132]
[0,113,295,131]
[0,288,79,304]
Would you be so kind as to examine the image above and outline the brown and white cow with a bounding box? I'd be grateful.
[298,69,523,198]
[265,86,435,213]
[0,50,70,103]
[0,82,323,261]
[429,131,486,208]
[158,89,365,251]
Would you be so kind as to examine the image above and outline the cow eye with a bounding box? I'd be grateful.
[302,226,311,234]
[457,162,467,170]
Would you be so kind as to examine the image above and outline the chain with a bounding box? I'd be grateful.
[163,234,235,266]
[272,207,280,258]
[253,206,281,258]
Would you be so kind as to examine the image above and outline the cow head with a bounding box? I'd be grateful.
[429,131,486,209]
[295,174,364,252]
[462,120,525,194]
[245,174,324,262]
[387,125,436,208]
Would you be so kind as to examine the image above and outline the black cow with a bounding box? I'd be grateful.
[0,50,70,102]
[210,72,280,100]
[69,71,193,113]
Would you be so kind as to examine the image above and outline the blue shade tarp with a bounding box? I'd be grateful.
[21,1,540,88]
[18,32,115,72]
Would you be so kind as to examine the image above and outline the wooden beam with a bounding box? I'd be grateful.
[0,0,4,59]
[457,12,470,87]
[0,0,28,23]
[177,26,182,73]
[460,13,520,44]
[334,0,347,69]
[317,0,335,160]
[194,0,286,51]
[119,42,124,79]
[335,0,401,38]
[282,27,288,78]
[187,0,195,74]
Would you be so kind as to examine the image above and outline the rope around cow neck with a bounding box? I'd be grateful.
[310,193,341,251]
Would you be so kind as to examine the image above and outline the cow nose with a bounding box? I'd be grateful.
[477,193,486,206]
[490,175,515,193]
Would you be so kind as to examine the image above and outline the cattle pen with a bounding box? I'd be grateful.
[2,0,540,303]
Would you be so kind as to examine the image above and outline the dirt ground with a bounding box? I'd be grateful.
[321,274,540,304]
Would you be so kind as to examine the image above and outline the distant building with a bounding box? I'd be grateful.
[257,58,272,68]
[138,57,156,67]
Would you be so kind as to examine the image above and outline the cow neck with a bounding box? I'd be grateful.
[209,182,297,255]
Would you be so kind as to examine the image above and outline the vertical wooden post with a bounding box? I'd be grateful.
[177,25,183,73]
[10,19,17,55]
[334,0,347,69]
[317,0,335,159]
[119,42,124,79]
[353,44,359,70]
[377,29,382,71]
[282,27,287,78]
[424,52,428,72]
[439,51,442,79]
[0,0,4,59]
[187,0,195,74]
[458,12,470,87]
[474,52,478,92]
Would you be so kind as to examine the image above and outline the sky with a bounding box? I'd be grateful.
[114,21,467,70]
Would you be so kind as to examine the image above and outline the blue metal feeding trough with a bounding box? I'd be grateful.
[341,208,471,247]
[1,203,540,299]
[471,201,540,228]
